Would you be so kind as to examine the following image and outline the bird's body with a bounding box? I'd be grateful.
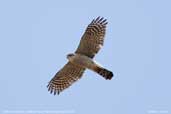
[47,17,114,95]
[67,53,95,69]
[67,53,113,80]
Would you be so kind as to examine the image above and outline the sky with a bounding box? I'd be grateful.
[0,0,171,114]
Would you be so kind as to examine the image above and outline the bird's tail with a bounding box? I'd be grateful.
[93,66,113,80]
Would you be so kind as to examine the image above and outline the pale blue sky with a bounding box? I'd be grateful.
[0,0,171,114]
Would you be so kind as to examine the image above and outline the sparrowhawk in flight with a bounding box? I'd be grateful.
[47,17,114,95]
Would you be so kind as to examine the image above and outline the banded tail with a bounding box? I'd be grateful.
[93,66,113,80]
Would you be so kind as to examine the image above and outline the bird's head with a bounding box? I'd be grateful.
[66,53,75,60]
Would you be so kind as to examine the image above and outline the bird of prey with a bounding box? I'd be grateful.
[47,17,113,95]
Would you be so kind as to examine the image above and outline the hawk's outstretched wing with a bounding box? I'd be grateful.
[47,62,85,95]
[75,17,108,58]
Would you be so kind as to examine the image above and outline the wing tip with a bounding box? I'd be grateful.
[93,16,108,25]
[47,82,61,95]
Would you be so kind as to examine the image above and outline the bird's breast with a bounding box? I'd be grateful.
[70,54,95,69]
